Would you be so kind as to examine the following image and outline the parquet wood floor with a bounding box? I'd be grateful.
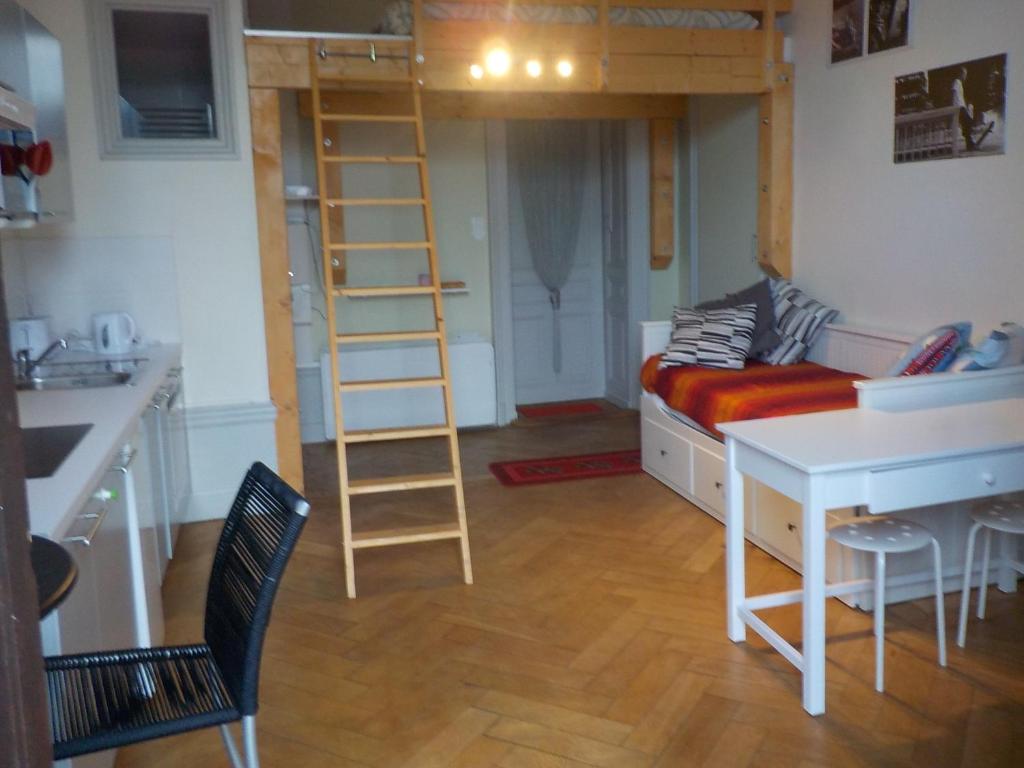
[117,409,1024,767]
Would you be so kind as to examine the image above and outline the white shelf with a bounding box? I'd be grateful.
[442,288,469,295]
[346,288,469,300]
[285,195,319,202]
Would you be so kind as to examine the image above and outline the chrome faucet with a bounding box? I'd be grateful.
[15,338,68,380]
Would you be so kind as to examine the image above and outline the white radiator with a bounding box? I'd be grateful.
[321,335,497,437]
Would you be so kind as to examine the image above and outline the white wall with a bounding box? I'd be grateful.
[789,0,1024,337]
[1,0,276,520]
[691,95,764,303]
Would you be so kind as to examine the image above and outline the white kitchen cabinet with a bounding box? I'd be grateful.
[167,372,190,550]
[125,419,164,647]
[41,466,137,768]
[148,369,190,571]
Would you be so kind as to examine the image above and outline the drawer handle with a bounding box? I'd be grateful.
[982,471,996,487]
[63,506,108,547]
[714,481,723,490]
[660,449,668,457]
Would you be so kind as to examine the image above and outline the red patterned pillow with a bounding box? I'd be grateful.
[888,323,971,377]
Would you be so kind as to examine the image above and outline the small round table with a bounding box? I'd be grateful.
[30,535,78,619]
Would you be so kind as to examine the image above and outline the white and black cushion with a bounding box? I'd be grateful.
[762,279,838,365]
[661,304,757,370]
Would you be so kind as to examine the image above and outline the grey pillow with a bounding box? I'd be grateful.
[696,279,780,357]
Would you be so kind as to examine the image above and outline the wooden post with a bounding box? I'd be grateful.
[249,88,304,491]
[757,63,793,278]
[650,118,675,270]
[763,0,777,90]
[0,271,50,768]
[598,0,610,91]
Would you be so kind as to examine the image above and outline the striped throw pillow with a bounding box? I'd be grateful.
[762,280,839,365]
[661,304,758,370]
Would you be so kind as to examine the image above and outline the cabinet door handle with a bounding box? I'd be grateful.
[63,506,108,547]
[110,449,137,474]
[714,481,723,490]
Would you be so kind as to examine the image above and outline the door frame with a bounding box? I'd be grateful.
[487,118,649,424]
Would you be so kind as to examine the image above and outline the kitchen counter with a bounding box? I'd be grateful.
[18,343,182,539]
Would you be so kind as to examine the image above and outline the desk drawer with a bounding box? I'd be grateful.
[868,449,1024,513]
[642,418,692,493]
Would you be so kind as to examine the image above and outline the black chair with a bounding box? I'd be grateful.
[44,462,309,768]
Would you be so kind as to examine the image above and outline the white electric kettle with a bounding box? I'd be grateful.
[93,312,136,355]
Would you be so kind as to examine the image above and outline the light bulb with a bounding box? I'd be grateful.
[525,59,543,78]
[485,47,511,77]
[469,63,484,80]
[556,59,573,78]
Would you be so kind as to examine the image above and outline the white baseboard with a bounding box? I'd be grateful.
[184,400,278,522]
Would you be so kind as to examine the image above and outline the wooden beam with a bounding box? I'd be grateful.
[757,63,793,278]
[301,90,687,121]
[249,88,304,491]
[650,119,675,270]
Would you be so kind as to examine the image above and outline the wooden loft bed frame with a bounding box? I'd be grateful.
[244,0,795,490]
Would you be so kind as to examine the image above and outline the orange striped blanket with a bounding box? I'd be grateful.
[641,356,867,440]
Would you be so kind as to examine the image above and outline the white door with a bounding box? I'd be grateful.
[509,122,605,405]
[601,122,631,407]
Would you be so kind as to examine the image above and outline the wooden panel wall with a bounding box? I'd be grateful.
[649,119,675,270]
[249,88,304,491]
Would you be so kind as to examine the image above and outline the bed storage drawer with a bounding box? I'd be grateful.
[693,445,725,514]
[642,418,692,494]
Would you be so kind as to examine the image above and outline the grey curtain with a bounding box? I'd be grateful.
[508,120,588,373]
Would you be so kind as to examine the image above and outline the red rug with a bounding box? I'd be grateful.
[517,402,603,419]
[489,449,642,486]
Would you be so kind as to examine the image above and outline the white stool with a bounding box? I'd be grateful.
[829,517,947,692]
[957,499,1024,648]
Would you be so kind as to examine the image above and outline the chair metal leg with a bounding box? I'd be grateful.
[978,527,994,620]
[874,552,886,693]
[931,538,947,667]
[220,723,245,768]
[958,521,983,648]
[243,715,260,768]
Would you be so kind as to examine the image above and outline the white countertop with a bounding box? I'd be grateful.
[18,343,182,539]
[719,397,1024,474]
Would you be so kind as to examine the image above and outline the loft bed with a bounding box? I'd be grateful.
[243,0,795,489]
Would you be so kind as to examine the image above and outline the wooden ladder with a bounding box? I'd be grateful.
[309,39,473,598]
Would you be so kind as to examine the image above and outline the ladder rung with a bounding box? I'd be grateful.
[321,114,417,123]
[343,425,451,444]
[326,198,426,207]
[335,285,435,298]
[316,74,414,84]
[322,155,424,165]
[336,330,440,345]
[330,241,431,251]
[340,376,445,392]
[351,523,464,549]
[348,472,457,496]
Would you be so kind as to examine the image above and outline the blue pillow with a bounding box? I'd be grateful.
[949,323,1024,371]
[886,322,972,377]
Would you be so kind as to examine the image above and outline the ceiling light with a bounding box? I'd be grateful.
[556,59,573,78]
[469,63,484,80]
[485,47,511,77]
[525,59,543,78]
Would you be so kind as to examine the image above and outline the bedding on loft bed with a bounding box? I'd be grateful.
[377,1,759,35]
[641,355,866,441]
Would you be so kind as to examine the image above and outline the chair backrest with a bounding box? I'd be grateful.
[203,462,309,715]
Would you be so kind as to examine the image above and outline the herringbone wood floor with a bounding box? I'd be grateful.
[118,408,1024,767]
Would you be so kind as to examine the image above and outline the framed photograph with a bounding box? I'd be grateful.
[867,0,911,54]
[894,53,1007,164]
[831,0,865,64]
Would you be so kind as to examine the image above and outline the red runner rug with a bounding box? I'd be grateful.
[489,449,642,486]
[517,402,603,419]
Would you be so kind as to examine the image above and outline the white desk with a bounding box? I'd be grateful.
[720,397,1024,715]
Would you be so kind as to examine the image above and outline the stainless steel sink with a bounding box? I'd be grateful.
[16,358,147,391]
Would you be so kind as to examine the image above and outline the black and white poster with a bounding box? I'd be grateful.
[867,0,910,54]
[831,0,865,64]
[894,54,1007,164]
